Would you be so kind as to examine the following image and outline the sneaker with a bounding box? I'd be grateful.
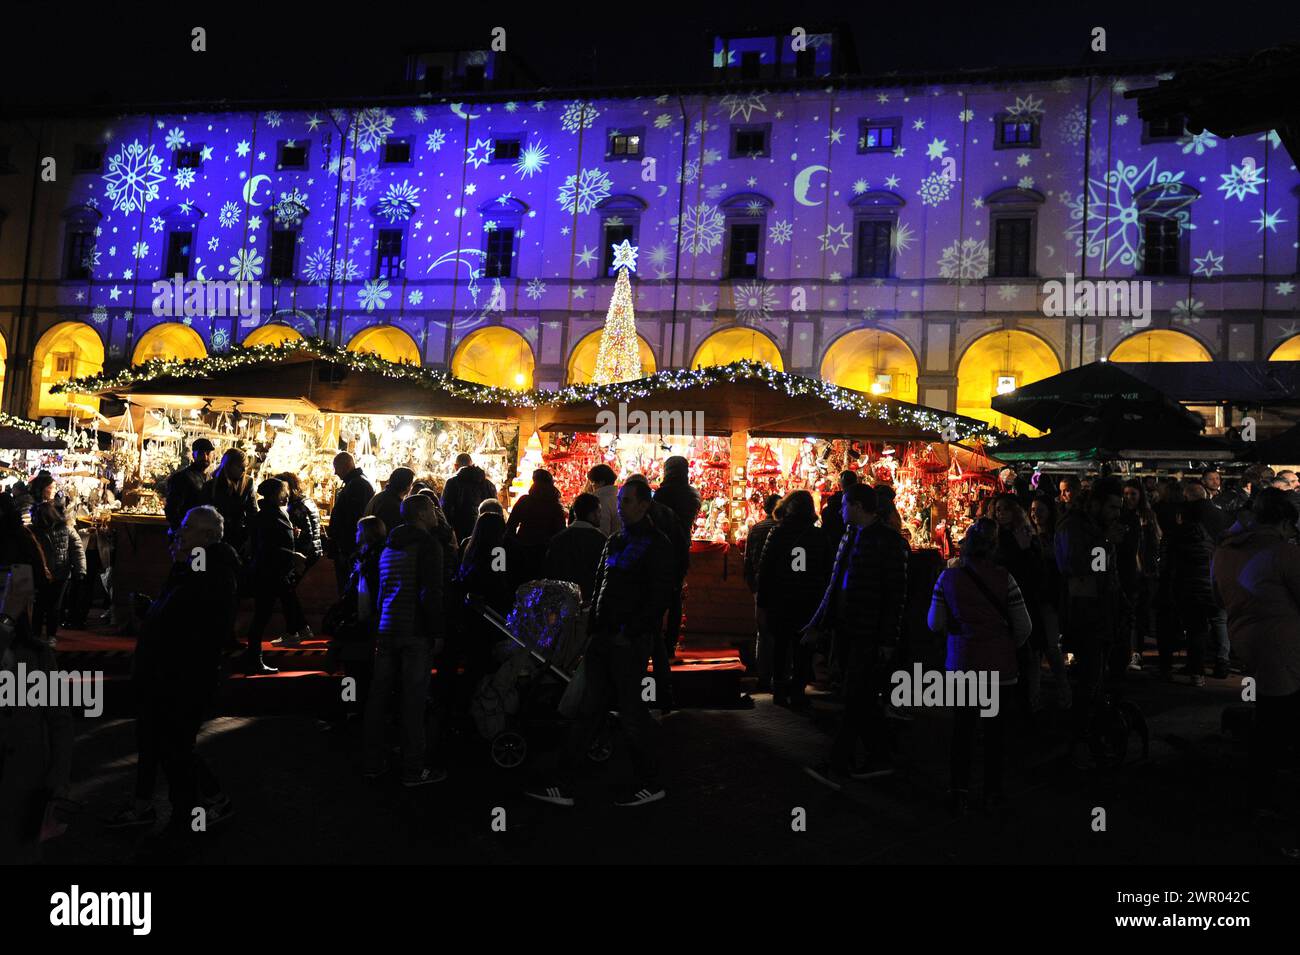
[271,632,302,647]
[402,767,448,787]
[804,762,847,791]
[105,804,157,829]
[1127,653,1143,672]
[849,758,896,780]
[613,786,666,807]
[525,784,576,807]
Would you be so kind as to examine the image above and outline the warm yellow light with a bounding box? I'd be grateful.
[869,381,885,395]
[514,372,526,387]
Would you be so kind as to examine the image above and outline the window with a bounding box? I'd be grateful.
[165,231,193,278]
[382,140,411,165]
[55,354,73,375]
[603,221,635,275]
[277,142,308,169]
[73,145,104,173]
[375,229,403,279]
[731,124,770,158]
[996,115,1039,148]
[991,217,1033,277]
[1145,114,1185,140]
[463,64,485,90]
[858,120,900,153]
[1141,218,1181,275]
[741,51,761,81]
[175,148,202,169]
[484,226,515,278]
[64,229,94,279]
[855,219,893,278]
[725,222,762,279]
[607,129,643,158]
[269,228,297,279]
[493,139,521,161]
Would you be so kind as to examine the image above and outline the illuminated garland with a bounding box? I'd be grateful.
[52,337,1001,445]
[0,412,55,436]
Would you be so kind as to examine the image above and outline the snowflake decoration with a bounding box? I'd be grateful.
[411,107,427,123]
[1005,94,1044,118]
[1171,297,1204,324]
[409,289,424,305]
[377,180,420,223]
[996,284,1020,302]
[917,170,954,206]
[959,109,974,123]
[358,279,392,312]
[348,108,395,153]
[525,278,547,300]
[654,113,673,129]
[768,219,793,245]
[263,111,283,128]
[676,157,702,185]
[229,248,264,281]
[303,248,332,284]
[103,139,166,214]
[132,241,149,260]
[1179,129,1217,155]
[1192,249,1223,278]
[274,188,310,226]
[211,327,231,351]
[357,165,381,192]
[1276,282,1295,296]
[852,178,869,195]
[672,202,726,256]
[1218,163,1266,201]
[515,141,549,178]
[745,200,766,216]
[1065,158,1196,269]
[164,127,187,151]
[1059,106,1090,146]
[937,238,990,280]
[466,138,494,169]
[426,129,446,152]
[218,202,242,228]
[207,236,219,251]
[818,223,852,254]
[1017,176,1035,190]
[719,92,768,122]
[1252,208,1286,233]
[91,306,108,325]
[560,101,599,133]
[149,216,165,233]
[556,167,612,215]
[734,282,777,321]
[891,222,916,253]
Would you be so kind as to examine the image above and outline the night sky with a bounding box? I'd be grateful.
[2,0,1297,113]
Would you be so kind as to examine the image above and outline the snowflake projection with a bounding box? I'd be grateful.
[1277,282,1295,296]
[273,188,310,226]
[525,278,547,300]
[1059,106,1090,146]
[164,127,187,150]
[959,108,974,122]
[410,107,427,123]
[348,108,395,153]
[303,247,333,284]
[1018,176,1035,190]
[891,222,916,253]
[1218,162,1266,201]
[263,110,284,128]
[229,248,264,281]
[1065,158,1196,270]
[103,139,166,213]
[996,284,1020,302]
[426,129,446,152]
[560,101,599,133]
[132,241,149,260]
[768,219,793,245]
[1005,94,1044,118]
[703,147,723,165]
[704,183,728,201]
[356,164,381,193]
[654,113,673,129]
[672,202,726,256]
[408,289,424,305]
[734,281,777,321]
[466,138,494,168]
[937,238,990,280]
[852,178,869,194]
[745,200,766,217]
[917,170,954,206]
[647,244,671,269]
[676,157,701,185]
[377,179,420,223]
[515,141,548,178]
[1171,297,1205,324]
[358,279,392,312]
[1179,129,1217,155]
[211,327,231,351]
[333,258,360,283]
[91,306,108,325]
[556,167,612,215]
[1253,208,1286,233]
[719,91,768,122]
[82,247,102,271]
[218,201,242,228]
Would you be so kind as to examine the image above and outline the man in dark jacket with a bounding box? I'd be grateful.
[363,467,415,542]
[744,493,781,692]
[804,484,908,787]
[652,456,700,661]
[543,493,607,603]
[164,438,214,534]
[634,474,687,712]
[363,494,446,787]
[329,452,375,595]
[819,470,858,546]
[527,478,675,808]
[441,453,497,544]
[243,479,304,674]
[129,505,240,850]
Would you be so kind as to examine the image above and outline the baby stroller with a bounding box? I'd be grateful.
[468,580,605,769]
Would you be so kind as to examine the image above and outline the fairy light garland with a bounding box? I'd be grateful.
[51,337,1001,445]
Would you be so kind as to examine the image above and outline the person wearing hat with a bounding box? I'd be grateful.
[164,438,215,533]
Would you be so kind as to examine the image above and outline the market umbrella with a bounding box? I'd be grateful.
[995,404,1234,463]
[990,361,1200,433]
[1243,421,1300,464]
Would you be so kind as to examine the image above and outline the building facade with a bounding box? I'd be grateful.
[1,48,1297,433]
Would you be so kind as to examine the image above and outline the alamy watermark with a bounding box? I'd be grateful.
[595,402,705,440]
[890,663,1001,717]
[1042,272,1150,327]
[0,664,104,717]
[151,273,260,323]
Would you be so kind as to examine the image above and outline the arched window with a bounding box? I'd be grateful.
[478,196,529,280]
[957,330,1061,435]
[132,322,208,365]
[452,326,535,389]
[691,326,783,370]
[595,194,648,276]
[719,192,773,279]
[1109,328,1211,363]
[243,324,304,348]
[347,325,422,365]
[849,191,905,279]
[820,329,918,402]
[1136,182,1199,276]
[1270,335,1300,361]
[986,187,1044,279]
[30,321,104,418]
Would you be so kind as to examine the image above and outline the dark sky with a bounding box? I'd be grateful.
[3,0,1297,112]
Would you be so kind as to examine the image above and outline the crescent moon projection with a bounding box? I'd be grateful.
[449,102,481,121]
[656,185,669,197]
[196,265,208,281]
[1044,244,1056,258]
[243,174,271,207]
[793,165,829,207]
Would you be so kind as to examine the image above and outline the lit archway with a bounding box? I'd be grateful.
[132,322,208,365]
[1270,336,1300,361]
[566,329,656,384]
[691,326,784,371]
[0,330,6,408]
[957,330,1061,436]
[820,329,918,402]
[1109,329,1211,363]
[346,325,422,365]
[243,324,304,348]
[30,321,104,418]
[452,326,535,389]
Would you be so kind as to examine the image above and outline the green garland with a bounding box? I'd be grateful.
[0,412,56,436]
[52,337,1001,445]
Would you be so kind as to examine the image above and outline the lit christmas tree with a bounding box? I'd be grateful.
[591,239,643,385]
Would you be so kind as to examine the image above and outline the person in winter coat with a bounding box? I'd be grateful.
[543,493,608,603]
[505,469,567,581]
[269,472,322,646]
[653,456,702,658]
[992,494,1043,706]
[756,491,832,706]
[364,467,416,541]
[1028,494,1070,709]
[328,452,375,596]
[928,518,1032,813]
[163,438,214,533]
[243,479,305,674]
[586,464,620,537]
[28,475,86,643]
[627,474,688,713]
[441,454,498,544]
[744,493,781,693]
[1212,488,1300,813]
[363,494,447,787]
[819,470,858,547]
[1167,494,1219,685]
[1121,479,1161,672]
[201,449,256,560]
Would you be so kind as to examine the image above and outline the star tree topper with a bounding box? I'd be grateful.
[610,239,638,273]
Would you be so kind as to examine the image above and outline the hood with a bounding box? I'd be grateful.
[458,465,487,483]
[386,523,432,551]
[663,456,690,482]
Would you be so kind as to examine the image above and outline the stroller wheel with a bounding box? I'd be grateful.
[490,730,527,769]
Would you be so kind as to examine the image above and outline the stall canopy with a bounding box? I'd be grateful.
[995,403,1235,463]
[1244,421,1300,464]
[990,361,1202,433]
[1110,361,1300,407]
